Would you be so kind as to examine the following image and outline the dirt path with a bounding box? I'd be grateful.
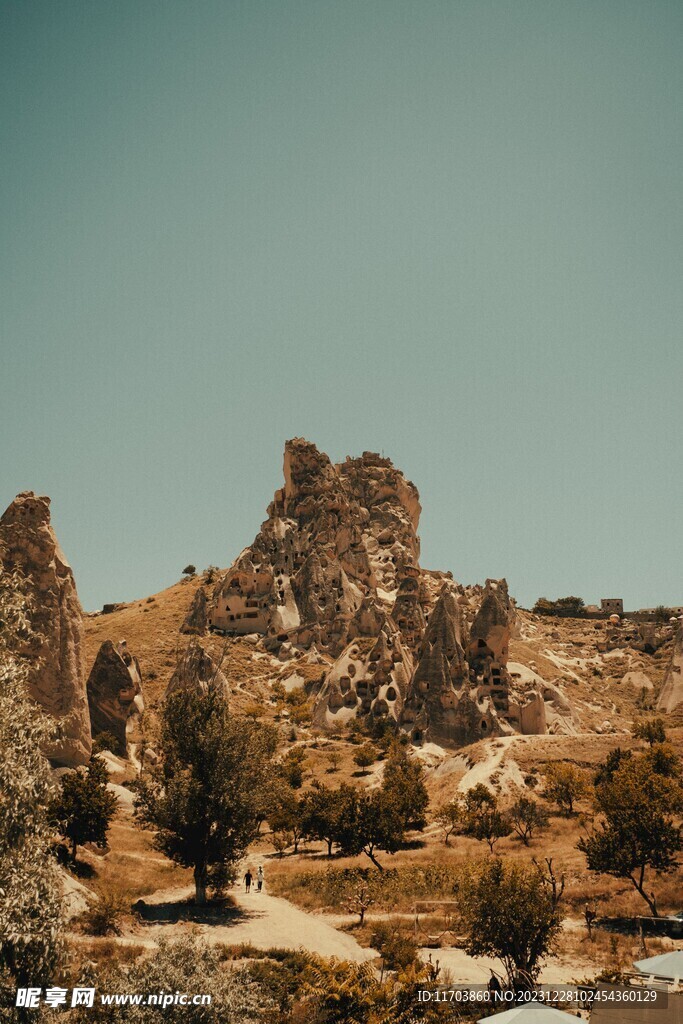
[132,884,376,962]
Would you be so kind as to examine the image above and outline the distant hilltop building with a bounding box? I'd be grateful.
[600,598,624,615]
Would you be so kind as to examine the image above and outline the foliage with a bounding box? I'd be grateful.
[70,936,269,1023]
[271,864,461,913]
[633,717,667,747]
[0,570,64,997]
[353,742,377,774]
[543,762,589,815]
[51,756,118,860]
[461,785,511,851]
[182,565,196,576]
[533,596,585,616]
[508,796,549,846]
[370,921,420,973]
[301,782,345,856]
[578,748,683,916]
[457,857,565,984]
[271,831,293,858]
[135,687,277,903]
[279,746,308,789]
[80,892,127,937]
[267,782,308,853]
[435,798,463,846]
[381,741,429,831]
[91,731,123,756]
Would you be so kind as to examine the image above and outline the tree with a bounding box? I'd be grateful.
[279,746,308,789]
[578,752,683,916]
[51,755,118,861]
[462,785,512,851]
[0,571,64,1007]
[345,880,376,926]
[271,831,293,858]
[371,921,419,974]
[267,782,307,853]
[458,857,564,985]
[543,762,589,815]
[336,788,405,871]
[301,782,343,857]
[633,717,667,747]
[353,742,377,775]
[136,686,276,903]
[435,798,464,846]
[381,741,429,831]
[508,796,550,846]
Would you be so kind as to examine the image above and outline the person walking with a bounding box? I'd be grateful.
[257,866,264,893]
[244,869,253,893]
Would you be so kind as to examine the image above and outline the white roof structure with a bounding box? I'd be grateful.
[634,950,683,982]
[477,1003,579,1022]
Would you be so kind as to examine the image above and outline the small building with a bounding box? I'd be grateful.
[601,598,624,615]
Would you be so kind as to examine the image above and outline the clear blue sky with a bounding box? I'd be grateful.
[1,0,681,612]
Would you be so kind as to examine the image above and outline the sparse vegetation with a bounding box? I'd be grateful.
[51,755,118,861]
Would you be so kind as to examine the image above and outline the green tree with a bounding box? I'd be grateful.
[543,762,589,815]
[578,751,683,916]
[335,788,406,871]
[633,717,667,747]
[135,687,276,903]
[51,756,118,861]
[279,746,308,789]
[508,796,550,846]
[353,742,377,775]
[371,920,419,974]
[381,741,429,831]
[458,857,565,985]
[267,782,307,854]
[301,782,343,857]
[435,797,464,846]
[0,570,64,1003]
[462,784,512,851]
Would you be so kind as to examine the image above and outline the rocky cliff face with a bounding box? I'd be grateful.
[0,492,91,766]
[208,439,422,655]
[86,640,144,756]
[657,621,683,719]
[166,640,230,699]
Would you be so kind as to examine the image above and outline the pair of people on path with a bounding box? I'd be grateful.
[244,866,264,893]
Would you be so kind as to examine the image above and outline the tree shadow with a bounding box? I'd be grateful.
[132,896,260,927]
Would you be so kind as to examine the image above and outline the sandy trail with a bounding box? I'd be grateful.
[132,884,376,962]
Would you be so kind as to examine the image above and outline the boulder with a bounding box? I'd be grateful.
[166,640,230,699]
[180,585,208,635]
[0,492,91,766]
[86,640,144,757]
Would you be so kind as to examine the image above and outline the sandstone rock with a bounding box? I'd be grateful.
[208,439,422,656]
[657,623,683,717]
[180,586,208,635]
[313,625,413,731]
[0,491,91,766]
[86,640,144,757]
[166,640,229,699]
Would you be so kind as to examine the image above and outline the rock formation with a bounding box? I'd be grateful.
[208,439,422,655]
[0,491,91,767]
[657,621,683,718]
[313,624,414,730]
[401,580,544,747]
[180,585,208,635]
[86,640,144,756]
[166,640,230,699]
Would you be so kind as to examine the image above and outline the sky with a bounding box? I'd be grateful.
[1,0,681,613]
